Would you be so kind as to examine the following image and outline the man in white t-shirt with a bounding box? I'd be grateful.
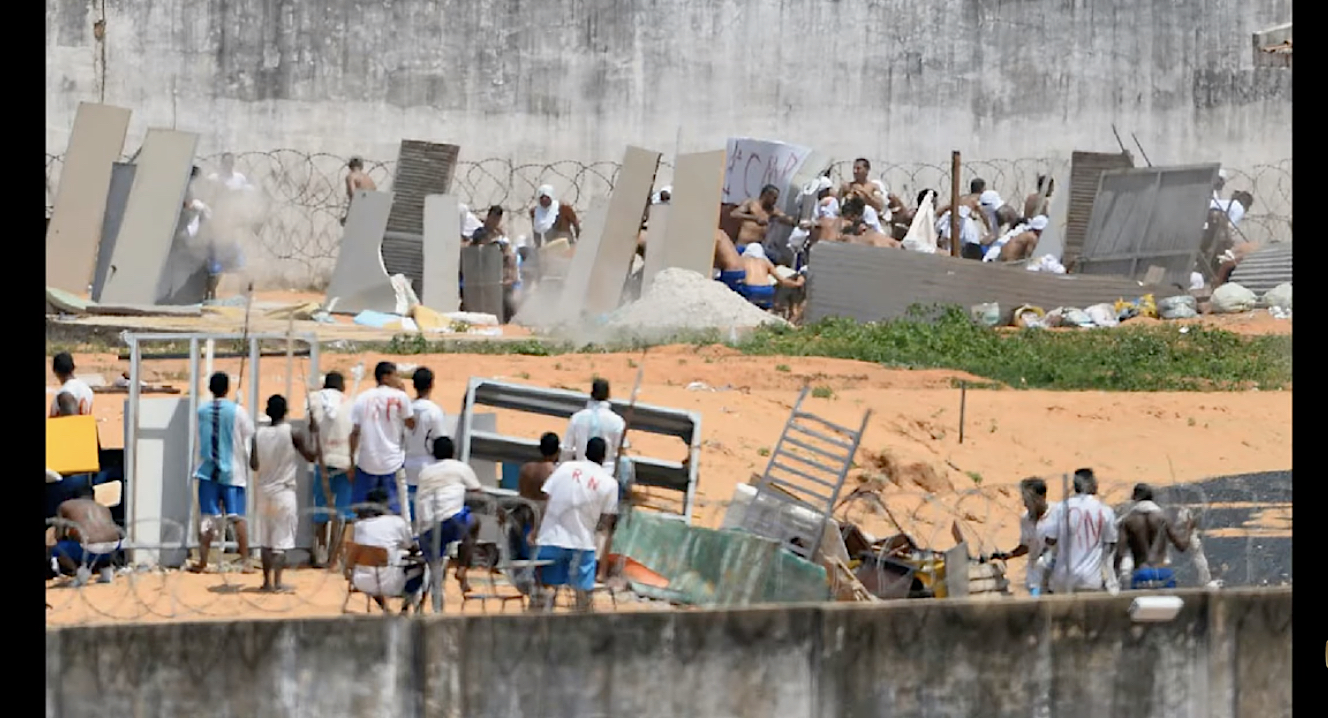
[49,352,94,417]
[535,437,619,612]
[308,372,354,567]
[1039,468,1118,594]
[415,437,482,607]
[403,366,447,523]
[349,362,416,518]
[991,477,1052,595]
[561,378,626,473]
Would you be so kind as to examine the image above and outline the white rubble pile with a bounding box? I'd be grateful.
[599,268,789,342]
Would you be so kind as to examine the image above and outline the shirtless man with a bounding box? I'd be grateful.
[1024,175,1054,220]
[714,228,746,293]
[343,157,378,224]
[998,215,1047,261]
[839,158,902,216]
[731,184,797,251]
[1114,483,1195,590]
[509,432,559,561]
[51,485,122,585]
[840,198,901,248]
[739,243,805,309]
[935,178,993,241]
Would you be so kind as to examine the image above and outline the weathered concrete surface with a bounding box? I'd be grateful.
[44,0,1292,169]
[47,588,1290,718]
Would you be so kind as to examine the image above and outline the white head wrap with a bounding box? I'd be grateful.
[742,243,767,260]
[979,190,1003,209]
[804,176,834,196]
[1028,215,1049,231]
[651,185,673,205]
[1217,169,1229,181]
[533,185,560,236]
[459,204,483,237]
[871,179,888,196]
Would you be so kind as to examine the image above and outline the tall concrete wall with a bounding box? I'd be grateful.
[47,588,1291,718]
[46,0,1291,168]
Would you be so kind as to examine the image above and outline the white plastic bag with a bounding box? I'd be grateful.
[1158,295,1198,320]
[1084,303,1119,328]
[1262,282,1292,311]
[1211,282,1257,313]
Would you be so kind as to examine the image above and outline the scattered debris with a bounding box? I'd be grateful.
[595,268,789,343]
[1211,283,1258,314]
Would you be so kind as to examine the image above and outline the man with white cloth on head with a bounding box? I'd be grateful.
[530,185,581,248]
[985,215,1048,263]
[978,190,1005,240]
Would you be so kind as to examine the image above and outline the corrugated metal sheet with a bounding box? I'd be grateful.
[1077,164,1219,287]
[383,140,460,291]
[1229,244,1293,295]
[806,243,1163,325]
[1064,151,1133,266]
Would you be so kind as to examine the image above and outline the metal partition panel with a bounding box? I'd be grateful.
[1077,164,1220,287]
[1063,151,1134,266]
[456,378,701,522]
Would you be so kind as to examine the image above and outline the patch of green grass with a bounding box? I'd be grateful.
[775,364,791,372]
[967,471,984,485]
[736,304,1291,392]
[811,385,835,399]
[757,447,770,457]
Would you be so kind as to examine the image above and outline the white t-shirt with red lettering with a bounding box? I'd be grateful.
[536,460,619,552]
[350,385,415,475]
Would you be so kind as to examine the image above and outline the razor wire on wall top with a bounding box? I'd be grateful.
[44,473,1290,627]
[44,152,1293,288]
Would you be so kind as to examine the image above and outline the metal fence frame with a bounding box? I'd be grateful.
[123,331,321,566]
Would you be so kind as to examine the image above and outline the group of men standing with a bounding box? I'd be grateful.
[186,361,626,612]
[992,469,1213,596]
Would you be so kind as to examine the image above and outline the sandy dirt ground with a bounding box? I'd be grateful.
[45,294,1292,626]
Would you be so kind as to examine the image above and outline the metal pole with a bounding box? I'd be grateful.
[187,338,200,561]
[284,313,295,402]
[1061,472,1072,596]
[126,336,142,564]
[204,338,215,380]
[958,381,967,444]
[247,336,261,554]
[949,151,962,257]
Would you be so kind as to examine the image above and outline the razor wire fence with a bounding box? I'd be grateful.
[43,151,1292,287]
[45,474,1289,627]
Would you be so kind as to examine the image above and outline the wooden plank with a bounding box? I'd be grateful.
[807,243,1163,326]
[583,146,661,315]
[1064,151,1134,267]
[98,129,199,305]
[46,103,132,293]
[383,140,460,290]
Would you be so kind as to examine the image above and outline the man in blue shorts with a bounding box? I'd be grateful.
[349,362,416,518]
[533,437,619,612]
[1114,483,1196,590]
[190,372,256,573]
[308,372,354,566]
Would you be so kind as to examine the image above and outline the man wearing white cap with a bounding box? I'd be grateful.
[999,215,1049,262]
[530,185,581,247]
[978,190,1007,240]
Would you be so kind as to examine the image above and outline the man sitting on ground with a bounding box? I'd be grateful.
[714,229,747,294]
[1114,483,1195,590]
[739,243,806,309]
[997,215,1048,262]
[534,437,620,612]
[415,437,482,599]
[50,484,121,586]
[351,487,426,614]
[839,197,901,248]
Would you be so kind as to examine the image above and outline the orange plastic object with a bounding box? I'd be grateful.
[46,415,100,475]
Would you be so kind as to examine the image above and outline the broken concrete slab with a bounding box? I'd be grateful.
[46,103,132,294]
[556,197,609,320]
[581,147,662,316]
[91,162,137,302]
[422,194,461,312]
[325,190,398,315]
[98,128,199,305]
[644,150,726,293]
